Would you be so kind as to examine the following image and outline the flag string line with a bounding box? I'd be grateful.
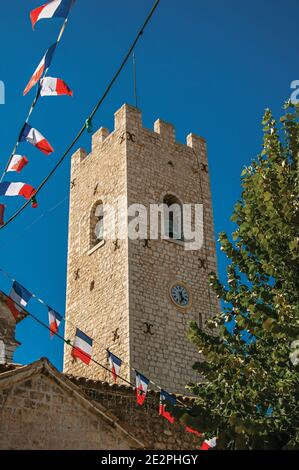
[0,195,69,252]
[0,264,189,407]
[2,290,133,388]
[0,0,161,231]
[0,8,73,184]
[0,283,191,410]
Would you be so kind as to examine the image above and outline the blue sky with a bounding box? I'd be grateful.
[0,0,298,370]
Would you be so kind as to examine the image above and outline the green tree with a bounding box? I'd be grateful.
[175,102,299,450]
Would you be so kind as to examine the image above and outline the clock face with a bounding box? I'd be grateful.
[170,284,190,309]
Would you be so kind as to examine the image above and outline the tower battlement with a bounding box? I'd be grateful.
[73,104,207,167]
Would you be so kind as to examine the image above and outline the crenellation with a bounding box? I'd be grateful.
[154,119,176,143]
[186,132,206,150]
[92,127,110,147]
[114,103,142,131]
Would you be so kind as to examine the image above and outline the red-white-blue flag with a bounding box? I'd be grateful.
[7,281,32,320]
[200,437,217,451]
[0,182,36,201]
[7,155,29,173]
[185,426,202,438]
[30,0,74,30]
[21,124,54,155]
[0,204,5,226]
[107,351,122,383]
[159,390,176,424]
[48,307,62,337]
[135,371,150,406]
[23,44,56,96]
[40,77,73,97]
[71,328,93,365]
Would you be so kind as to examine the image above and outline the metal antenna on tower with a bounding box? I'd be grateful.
[133,52,138,108]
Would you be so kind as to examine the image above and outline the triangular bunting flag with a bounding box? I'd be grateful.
[200,437,217,451]
[21,124,54,155]
[0,182,37,201]
[7,281,32,320]
[135,371,150,406]
[107,351,122,383]
[7,155,29,173]
[71,328,93,365]
[40,77,73,97]
[48,307,63,337]
[30,0,74,30]
[185,426,202,437]
[159,390,176,424]
[0,204,5,226]
[23,44,56,95]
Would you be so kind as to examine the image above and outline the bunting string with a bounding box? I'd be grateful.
[0,195,68,251]
[0,265,185,401]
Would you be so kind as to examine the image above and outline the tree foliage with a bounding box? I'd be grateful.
[175,102,299,450]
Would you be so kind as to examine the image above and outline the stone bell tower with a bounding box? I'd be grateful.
[63,104,219,394]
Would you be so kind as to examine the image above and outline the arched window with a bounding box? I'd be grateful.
[163,194,184,241]
[90,202,104,249]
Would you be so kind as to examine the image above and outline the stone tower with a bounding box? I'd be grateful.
[63,104,219,394]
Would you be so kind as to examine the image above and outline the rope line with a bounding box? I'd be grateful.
[0,282,190,408]
[0,0,161,231]
[0,195,69,251]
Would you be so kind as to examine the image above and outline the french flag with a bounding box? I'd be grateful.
[21,124,54,155]
[23,44,56,96]
[185,426,202,438]
[0,182,37,201]
[7,155,29,173]
[200,437,217,451]
[0,204,5,226]
[48,307,62,337]
[159,390,176,424]
[135,371,150,406]
[40,77,73,97]
[30,0,74,30]
[107,351,122,383]
[71,328,93,365]
[7,281,32,320]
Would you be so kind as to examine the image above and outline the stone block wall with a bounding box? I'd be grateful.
[0,372,132,450]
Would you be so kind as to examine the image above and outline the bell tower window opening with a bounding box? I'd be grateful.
[90,202,104,248]
[163,194,184,241]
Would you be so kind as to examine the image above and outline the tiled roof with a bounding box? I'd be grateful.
[0,360,194,403]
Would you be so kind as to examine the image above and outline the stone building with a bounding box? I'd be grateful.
[0,291,27,364]
[0,104,219,450]
[64,104,219,394]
